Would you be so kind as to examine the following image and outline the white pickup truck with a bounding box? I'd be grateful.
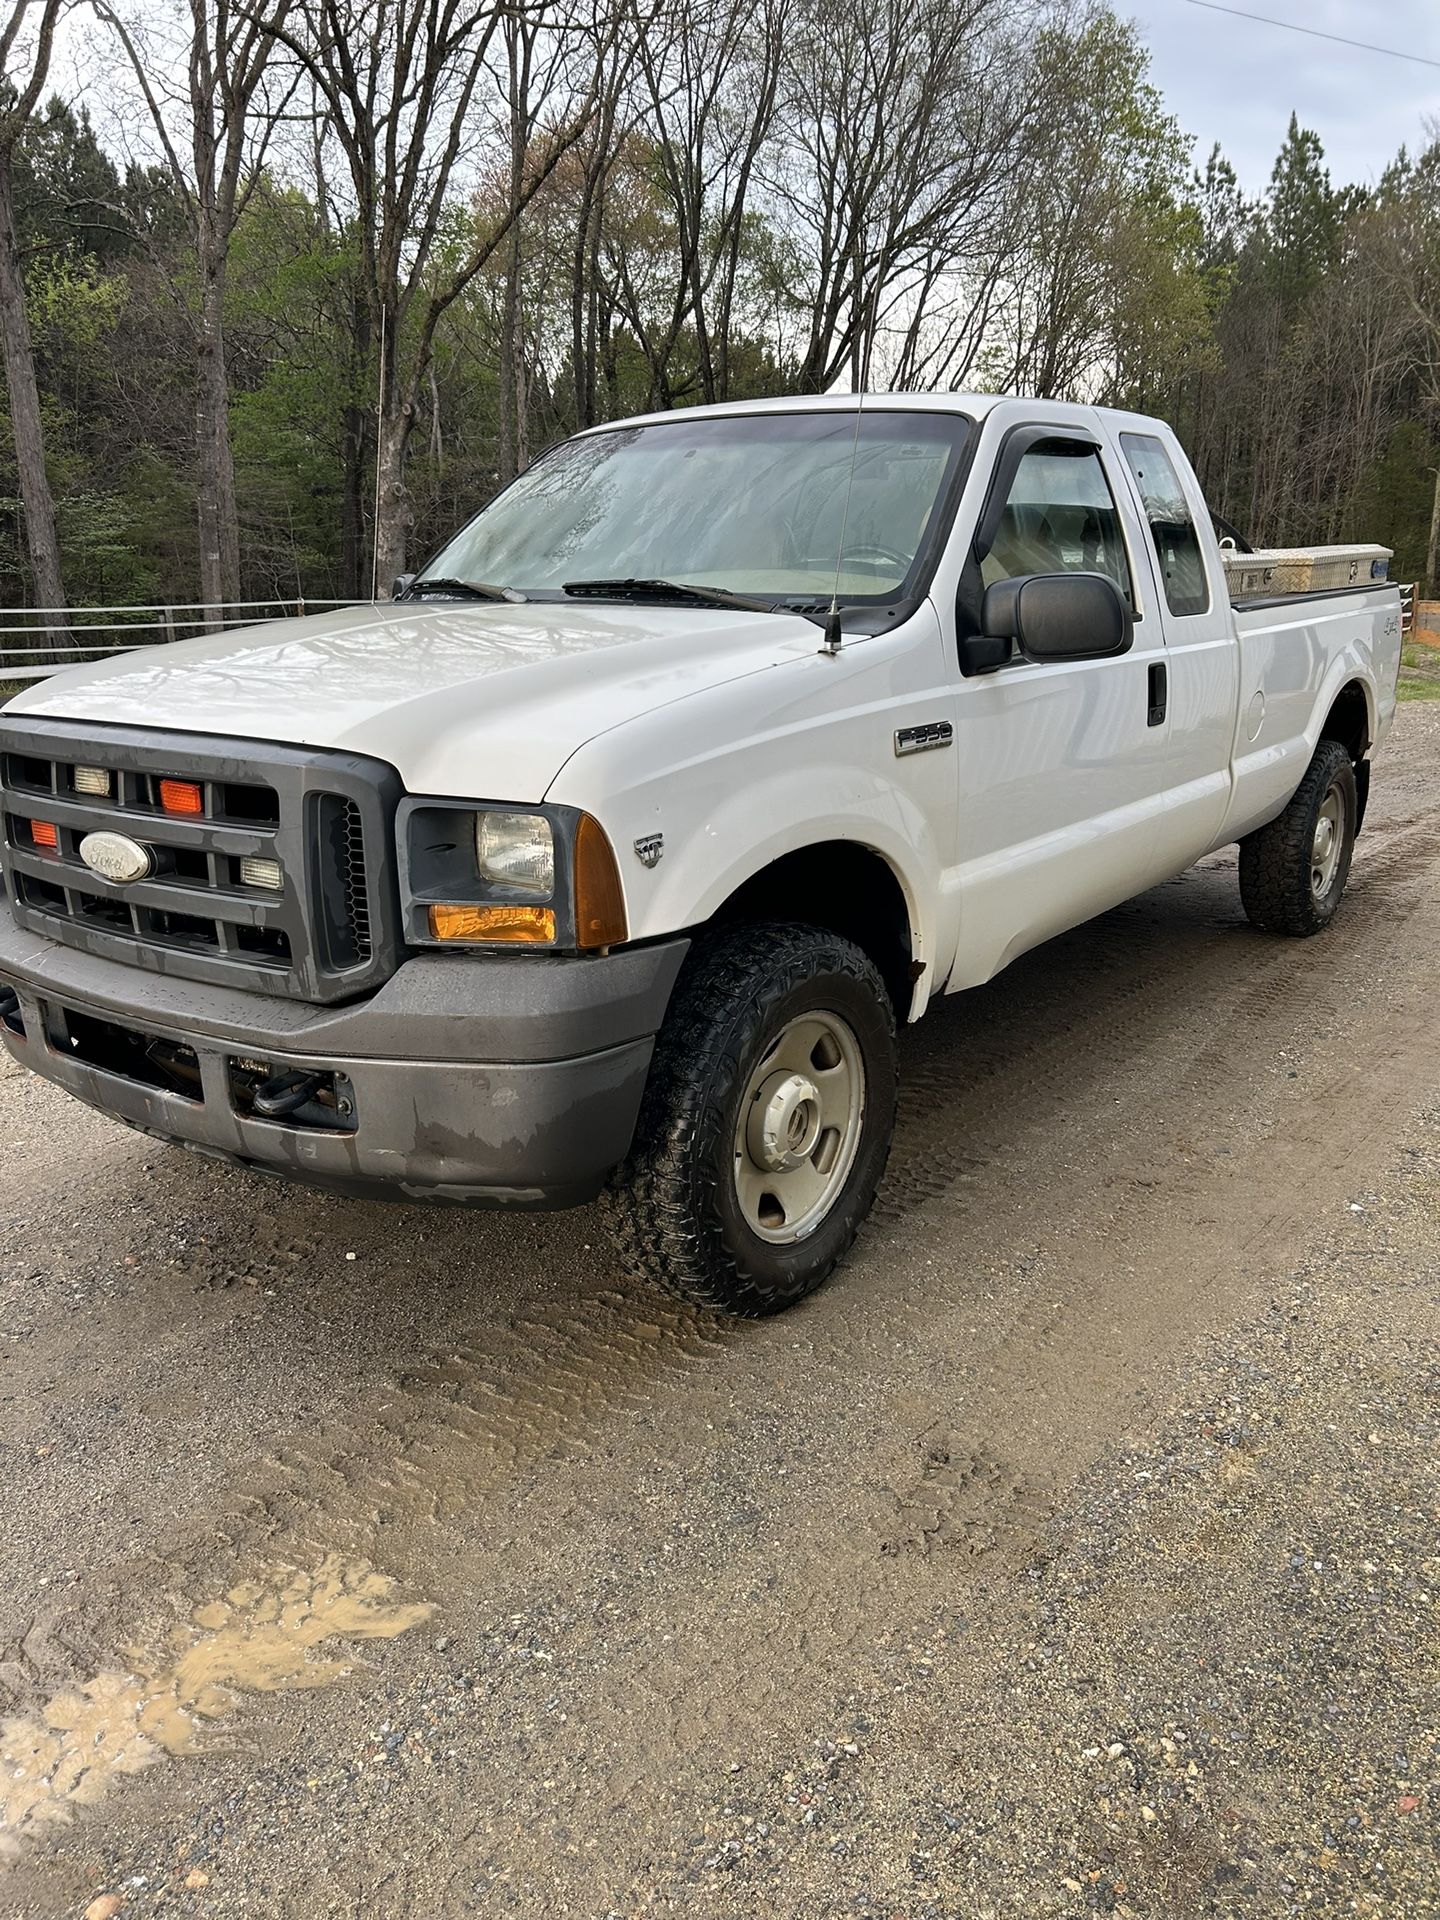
[0,395,1403,1313]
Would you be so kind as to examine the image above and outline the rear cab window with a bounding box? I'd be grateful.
[1119,433,1210,617]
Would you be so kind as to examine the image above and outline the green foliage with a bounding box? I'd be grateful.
[226,193,364,593]
[55,486,157,604]
[26,257,128,357]
[1348,420,1439,585]
[13,95,129,265]
[1264,113,1360,312]
[975,6,1217,404]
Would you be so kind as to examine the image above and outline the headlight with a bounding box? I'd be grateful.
[397,800,628,952]
[476,810,554,894]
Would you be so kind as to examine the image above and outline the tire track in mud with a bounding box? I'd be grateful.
[542,807,1440,1810]
[0,1279,741,1854]
[564,806,1440,1781]
[881,806,1440,1226]
[868,807,1440,1445]
[6,773,1440,1863]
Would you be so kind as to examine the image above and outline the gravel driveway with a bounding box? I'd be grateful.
[2,708,1438,1918]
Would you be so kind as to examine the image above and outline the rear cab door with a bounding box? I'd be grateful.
[1101,414,1239,864]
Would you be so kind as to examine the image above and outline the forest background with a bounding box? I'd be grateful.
[3,0,1439,627]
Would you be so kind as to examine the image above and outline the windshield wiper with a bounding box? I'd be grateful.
[407,576,527,604]
[562,576,777,614]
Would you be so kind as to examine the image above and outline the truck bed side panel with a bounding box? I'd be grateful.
[1219,587,1401,847]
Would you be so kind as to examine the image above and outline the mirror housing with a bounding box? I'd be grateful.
[971,572,1133,670]
[390,572,415,601]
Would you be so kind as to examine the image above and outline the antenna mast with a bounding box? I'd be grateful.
[822,387,865,655]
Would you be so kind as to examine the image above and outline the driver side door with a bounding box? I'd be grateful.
[945,425,1175,989]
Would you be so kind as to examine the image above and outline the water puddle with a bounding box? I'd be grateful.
[0,1554,430,1859]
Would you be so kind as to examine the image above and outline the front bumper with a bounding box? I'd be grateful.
[0,916,688,1209]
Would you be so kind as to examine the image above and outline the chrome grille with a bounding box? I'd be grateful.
[0,720,400,1002]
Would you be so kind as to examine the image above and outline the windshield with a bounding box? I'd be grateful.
[418,409,971,603]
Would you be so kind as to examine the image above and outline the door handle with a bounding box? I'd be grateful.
[1147,661,1167,727]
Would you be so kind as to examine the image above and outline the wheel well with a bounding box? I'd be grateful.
[710,842,917,1019]
[1320,681,1370,762]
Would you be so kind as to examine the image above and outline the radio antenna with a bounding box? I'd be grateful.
[821,365,867,657]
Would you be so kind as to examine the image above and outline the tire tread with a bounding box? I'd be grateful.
[1238,738,1356,937]
[604,922,895,1316]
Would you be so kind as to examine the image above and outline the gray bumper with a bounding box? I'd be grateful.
[0,917,688,1209]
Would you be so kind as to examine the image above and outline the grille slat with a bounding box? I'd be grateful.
[6,847,282,925]
[1,791,276,855]
[1,723,399,1002]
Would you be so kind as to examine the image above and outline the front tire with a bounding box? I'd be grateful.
[1239,737,1358,937]
[606,923,898,1315]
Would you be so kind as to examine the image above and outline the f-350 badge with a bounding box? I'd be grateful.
[634,832,664,869]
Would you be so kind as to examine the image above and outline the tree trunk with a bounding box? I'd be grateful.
[498,217,524,486]
[341,400,367,598]
[373,394,414,592]
[194,233,241,627]
[340,291,371,598]
[0,147,68,643]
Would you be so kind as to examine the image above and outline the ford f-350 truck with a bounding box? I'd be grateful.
[0,396,1403,1313]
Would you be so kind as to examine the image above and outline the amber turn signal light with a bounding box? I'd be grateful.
[429,903,556,944]
[573,813,628,950]
[30,820,59,852]
[159,778,203,816]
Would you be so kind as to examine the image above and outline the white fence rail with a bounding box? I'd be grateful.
[0,598,371,683]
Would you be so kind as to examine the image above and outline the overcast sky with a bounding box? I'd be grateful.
[1133,0,1440,193]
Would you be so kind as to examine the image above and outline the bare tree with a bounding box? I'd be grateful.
[264,0,618,587]
[95,0,297,618]
[0,0,67,628]
[609,0,786,407]
[766,0,1034,393]
[494,6,589,480]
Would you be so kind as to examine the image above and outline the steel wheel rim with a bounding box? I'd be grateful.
[733,1010,866,1244]
[1311,784,1345,898]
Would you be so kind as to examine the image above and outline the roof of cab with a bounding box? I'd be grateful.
[575,390,1115,435]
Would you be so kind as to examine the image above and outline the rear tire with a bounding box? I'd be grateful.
[1238,737,1357,937]
[605,922,898,1315]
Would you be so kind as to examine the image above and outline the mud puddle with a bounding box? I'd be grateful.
[1,1556,428,1859]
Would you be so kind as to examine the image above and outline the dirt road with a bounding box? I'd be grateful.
[2,709,1438,1919]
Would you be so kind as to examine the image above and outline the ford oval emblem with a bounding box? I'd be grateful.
[79,830,154,885]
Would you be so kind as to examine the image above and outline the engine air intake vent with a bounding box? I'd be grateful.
[315,793,372,969]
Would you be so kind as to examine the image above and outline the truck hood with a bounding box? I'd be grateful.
[9,599,821,800]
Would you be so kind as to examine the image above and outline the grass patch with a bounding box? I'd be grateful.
[1398,641,1440,701]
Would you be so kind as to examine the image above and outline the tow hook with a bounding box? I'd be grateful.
[252,1069,325,1118]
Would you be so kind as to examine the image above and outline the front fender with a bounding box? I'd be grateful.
[545,613,959,1016]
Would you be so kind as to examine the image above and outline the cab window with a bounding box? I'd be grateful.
[980,441,1133,603]
[1119,432,1210,617]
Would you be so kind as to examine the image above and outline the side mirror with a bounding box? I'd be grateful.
[390,572,415,601]
[979,571,1133,665]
